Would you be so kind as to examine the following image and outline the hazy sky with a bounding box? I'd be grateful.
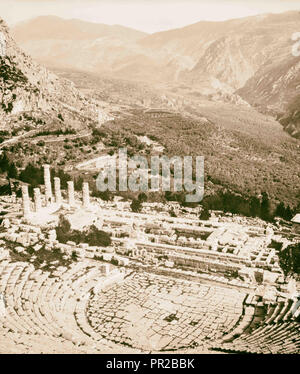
[0,0,299,33]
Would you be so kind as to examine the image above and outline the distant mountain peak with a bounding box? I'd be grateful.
[13,16,148,42]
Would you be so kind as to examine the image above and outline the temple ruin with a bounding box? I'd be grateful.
[21,165,92,218]
[0,165,298,354]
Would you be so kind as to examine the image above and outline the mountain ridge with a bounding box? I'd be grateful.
[0,17,110,134]
[8,11,300,139]
[13,15,148,42]
[12,12,300,89]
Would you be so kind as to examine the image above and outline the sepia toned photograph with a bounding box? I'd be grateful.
[0,0,299,360]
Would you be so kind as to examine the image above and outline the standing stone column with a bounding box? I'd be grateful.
[100,264,110,276]
[43,164,52,207]
[33,188,42,213]
[82,182,90,209]
[67,181,75,207]
[22,185,31,217]
[54,177,62,206]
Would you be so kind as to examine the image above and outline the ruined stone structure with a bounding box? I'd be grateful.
[67,181,75,207]
[54,177,62,206]
[291,214,300,234]
[21,185,30,217]
[82,182,90,209]
[13,165,300,354]
[33,188,42,213]
[43,164,52,207]
[20,166,94,217]
[100,263,110,276]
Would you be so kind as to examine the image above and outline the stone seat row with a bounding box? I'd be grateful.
[0,259,132,353]
[212,294,300,354]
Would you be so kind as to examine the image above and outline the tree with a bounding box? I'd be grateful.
[169,209,177,217]
[52,168,72,190]
[165,191,173,201]
[130,198,142,213]
[58,113,64,122]
[0,152,9,172]
[19,163,43,187]
[56,215,71,243]
[250,196,261,217]
[92,189,112,201]
[275,202,286,218]
[279,242,300,276]
[261,192,271,222]
[74,176,84,191]
[200,207,211,220]
[56,216,111,247]
[7,162,18,179]
[285,205,294,221]
[86,225,111,247]
[138,192,147,203]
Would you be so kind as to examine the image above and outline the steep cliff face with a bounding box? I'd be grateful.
[139,12,300,88]
[236,40,300,138]
[237,53,300,110]
[277,94,300,139]
[0,18,109,132]
[139,12,300,138]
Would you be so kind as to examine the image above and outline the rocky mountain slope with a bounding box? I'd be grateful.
[277,94,300,139]
[12,16,148,76]
[11,12,300,136]
[13,16,147,42]
[156,12,299,87]
[237,53,300,138]
[139,11,300,134]
[1,17,299,208]
[0,18,110,134]
[12,12,299,88]
[237,56,300,110]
